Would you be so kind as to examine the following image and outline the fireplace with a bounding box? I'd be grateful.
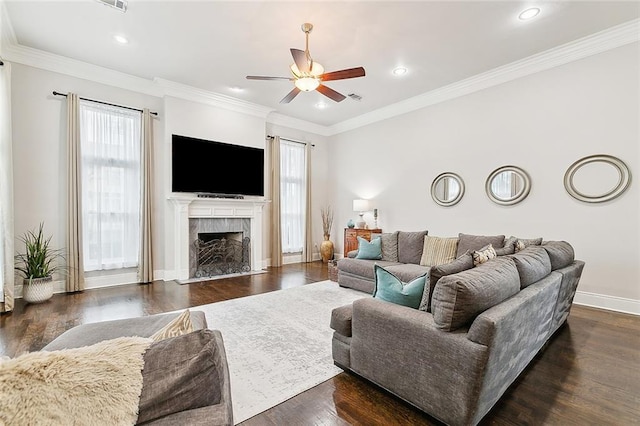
[169,194,266,282]
[193,232,250,278]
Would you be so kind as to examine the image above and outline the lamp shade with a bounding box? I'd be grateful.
[353,199,370,212]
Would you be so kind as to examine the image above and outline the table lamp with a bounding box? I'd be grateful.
[353,199,370,229]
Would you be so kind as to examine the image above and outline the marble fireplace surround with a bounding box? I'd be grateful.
[169,194,267,281]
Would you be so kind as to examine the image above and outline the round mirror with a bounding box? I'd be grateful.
[486,165,531,206]
[431,172,465,207]
[564,154,631,203]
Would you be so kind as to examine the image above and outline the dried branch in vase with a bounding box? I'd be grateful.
[321,206,334,237]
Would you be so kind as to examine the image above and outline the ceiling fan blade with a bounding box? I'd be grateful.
[317,84,346,102]
[246,76,294,81]
[290,48,310,73]
[320,67,366,82]
[280,87,301,104]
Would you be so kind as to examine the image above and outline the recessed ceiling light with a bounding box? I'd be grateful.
[113,35,128,44]
[392,67,408,76]
[518,7,540,21]
[315,102,328,110]
[229,86,244,93]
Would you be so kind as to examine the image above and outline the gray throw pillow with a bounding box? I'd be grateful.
[419,250,474,312]
[137,329,223,424]
[503,236,543,252]
[456,233,505,258]
[397,230,428,264]
[378,231,399,262]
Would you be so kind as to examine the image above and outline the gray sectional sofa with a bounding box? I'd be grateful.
[331,231,584,426]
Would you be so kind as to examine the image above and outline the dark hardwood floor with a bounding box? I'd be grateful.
[1,262,639,425]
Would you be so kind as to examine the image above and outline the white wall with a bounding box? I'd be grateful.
[11,64,165,290]
[329,43,639,306]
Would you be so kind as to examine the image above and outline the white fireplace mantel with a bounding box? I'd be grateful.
[169,193,268,280]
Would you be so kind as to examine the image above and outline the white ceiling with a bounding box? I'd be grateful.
[3,1,639,127]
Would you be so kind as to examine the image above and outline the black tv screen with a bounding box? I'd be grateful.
[172,134,265,196]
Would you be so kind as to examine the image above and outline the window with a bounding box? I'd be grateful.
[280,141,306,253]
[79,101,141,271]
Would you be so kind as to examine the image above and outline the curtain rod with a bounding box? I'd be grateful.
[52,91,158,116]
[266,135,315,147]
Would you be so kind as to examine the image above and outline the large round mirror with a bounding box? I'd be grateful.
[486,165,531,206]
[431,172,465,207]
[564,154,631,203]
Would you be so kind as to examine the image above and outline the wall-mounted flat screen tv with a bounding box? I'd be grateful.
[172,134,265,197]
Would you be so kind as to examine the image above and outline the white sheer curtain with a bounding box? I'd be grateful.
[0,63,14,311]
[79,101,141,271]
[280,140,306,253]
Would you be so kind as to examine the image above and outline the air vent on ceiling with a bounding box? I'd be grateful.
[348,93,363,101]
[95,0,127,12]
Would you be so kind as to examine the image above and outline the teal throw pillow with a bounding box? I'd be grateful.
[355,236,382,260]
[372,265,427,309]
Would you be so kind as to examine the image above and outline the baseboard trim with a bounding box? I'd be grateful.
[573,291,640,315]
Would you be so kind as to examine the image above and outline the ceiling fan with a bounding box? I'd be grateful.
[246,23,366,104]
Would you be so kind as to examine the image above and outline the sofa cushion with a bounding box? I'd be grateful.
[355,236,382,260]
[509,246,552,288]
[150,309,193,342]
[330,304,353,337]
[373,265,427,309]
[337,259,401,280]
[419,235,458,267]
[397,230,428,264]
[456,233,505,258]
[432,257,520,331]
[420,251,474,312]
[542,241,575,270]
[137,329,223,424]
[384,263,431,283]
[472,244,497,266]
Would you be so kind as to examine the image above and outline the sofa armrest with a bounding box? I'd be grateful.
[330,303,353,337]
[347,250,358,258]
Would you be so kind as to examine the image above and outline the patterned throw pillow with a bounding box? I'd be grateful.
[419,235,458,267]
[514,240,527,252]
[355,236,383,260]
[373,265,427,309]
[150,309,193,342]
[473,244,497,266]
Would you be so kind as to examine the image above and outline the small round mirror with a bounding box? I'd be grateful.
[486,165,531,205]
[564,154,631,203]
[431,172,465,207]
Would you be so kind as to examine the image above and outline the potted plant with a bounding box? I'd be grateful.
[15,222,65,304]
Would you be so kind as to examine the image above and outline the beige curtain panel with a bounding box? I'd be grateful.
[303,143,314,263]
[138,109,154,283]
[66,93,85,292]
[270,136,283,267]
[0,63,14,312]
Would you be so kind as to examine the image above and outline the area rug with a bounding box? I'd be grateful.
[190,280,369,424]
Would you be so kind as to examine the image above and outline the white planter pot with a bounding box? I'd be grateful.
[23,276,54,304]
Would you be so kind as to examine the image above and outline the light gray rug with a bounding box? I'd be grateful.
[191,280,369,424]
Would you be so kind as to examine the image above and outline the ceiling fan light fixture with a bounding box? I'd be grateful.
[295,77,320,92]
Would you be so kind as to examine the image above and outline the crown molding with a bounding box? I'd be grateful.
[154,78,274,119]
[329,18,640,135]
[266,112,333,136]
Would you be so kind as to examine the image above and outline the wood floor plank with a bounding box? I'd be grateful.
[1,262,638,425]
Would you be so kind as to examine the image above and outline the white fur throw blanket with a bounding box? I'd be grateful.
[0,336,153,425]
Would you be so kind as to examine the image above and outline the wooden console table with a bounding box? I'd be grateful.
[344,228,383,257]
